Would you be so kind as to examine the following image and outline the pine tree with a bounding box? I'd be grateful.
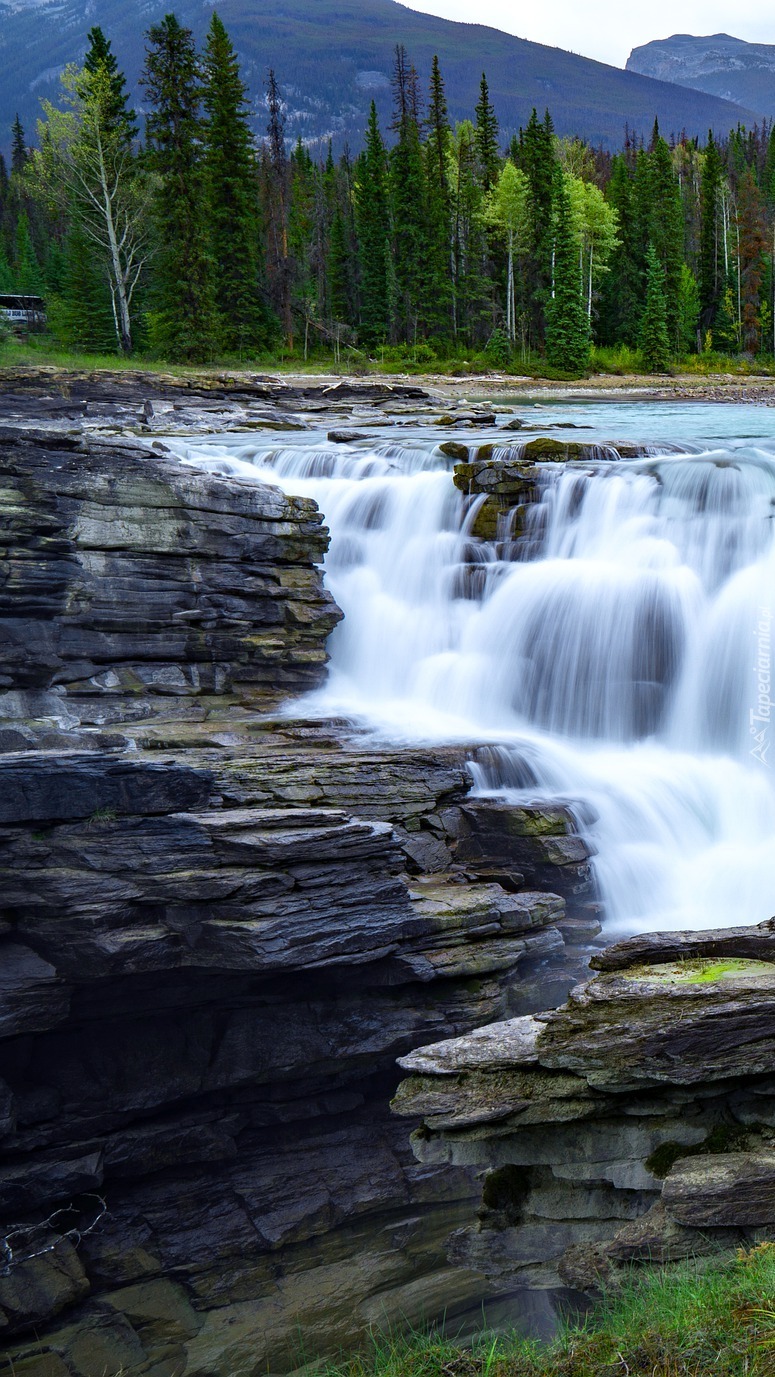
[356,102,390,348]
[142,14,217,361]
[519,108,556,347]
[699,131,725,328]
[389,45,430,343]
[264,68,293,347]
[424,56,453,339]
[545,176,589,374]
[202,13,276,355]
[84,27,138,143]
[474,73,500,194]
[11,116,27,176]
[598,154,641,345]
[642,134,684,349]
[54,221,116,351]
[327,199,350,323]
[14,211,45,295]
[639,243,671,371]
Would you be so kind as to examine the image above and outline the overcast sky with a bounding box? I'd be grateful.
[401,0,775,68]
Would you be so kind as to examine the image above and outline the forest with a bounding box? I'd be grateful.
[1,12,775,375]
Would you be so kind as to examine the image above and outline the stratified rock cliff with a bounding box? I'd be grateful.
[0,423,590,1376]
[395,923,775,1300]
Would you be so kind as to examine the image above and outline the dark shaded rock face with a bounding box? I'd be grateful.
[0,429,341,722]
[394,924,775,1301]
[0,422,591,1374]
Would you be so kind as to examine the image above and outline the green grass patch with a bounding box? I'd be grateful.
[321,1247,775,1377]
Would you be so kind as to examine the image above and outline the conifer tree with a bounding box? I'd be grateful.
[519,108,556,346]
[142,14,217,361]
[389,45,430,343]
[84,27,138,143]
[264,68,293,347]
[424,56,453,339]
[55,221,116,350]
[0,241,14,293]
[545,176,589,374]
[474,73,500,194]
[639,243,671,370]
[14,211,45,295]
[598,154,641,345]
[699,131,725,329]
[356,102,390,348]
[642,134,684,348]
[327,199,350,323]
[11,116,27,176]
[202,13,275,355]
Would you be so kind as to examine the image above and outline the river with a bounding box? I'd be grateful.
[169,400,775,940]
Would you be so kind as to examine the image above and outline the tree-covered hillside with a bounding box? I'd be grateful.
[0,0,757,155]
[5,16,775,378]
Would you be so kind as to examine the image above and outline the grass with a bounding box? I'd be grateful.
[5,334,775,383]
[321,1247,775,1377]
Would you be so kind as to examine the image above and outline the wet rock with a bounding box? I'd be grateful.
[327,430,369,443]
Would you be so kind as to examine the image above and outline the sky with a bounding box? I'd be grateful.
[401,0,775,68]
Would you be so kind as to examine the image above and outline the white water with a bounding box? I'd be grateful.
[169,410,775,938]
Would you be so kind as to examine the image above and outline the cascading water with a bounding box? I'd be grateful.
[169,412,775,939]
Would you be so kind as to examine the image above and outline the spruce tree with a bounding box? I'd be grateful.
[474,73,500,194]
[264,68,293,347]
[202,12,275,355]
[642,134,684,349]
[699,131,724,329]
[55,222,116,351]
[14,212,45,295]
[389,45,430,343]
[356,102,390,348]
[424,56,453,339]
[545,176,589,374]
[639,243,671,371]
[598,154,641,346]
[84,27,138,143]
[142,14,217,361]
[519,108,556,347]
[327,200,350,323]
[11,116,27,176]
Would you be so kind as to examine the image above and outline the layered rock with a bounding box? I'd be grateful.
[0,421,594,1375]
[0,429,341,722]
[394,922,775,1298]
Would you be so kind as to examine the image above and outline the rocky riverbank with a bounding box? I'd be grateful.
[0,409,598,1376]
[2,375,773,1376]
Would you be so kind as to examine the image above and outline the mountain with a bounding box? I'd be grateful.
[0,0,758,156]
[627,33,775,118]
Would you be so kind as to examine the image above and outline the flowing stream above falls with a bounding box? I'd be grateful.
[169,401,775,938]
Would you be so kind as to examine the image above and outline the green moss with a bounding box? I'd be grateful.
[646,1122,752,1178]
[439,441,469,461]
[627,957,775,986]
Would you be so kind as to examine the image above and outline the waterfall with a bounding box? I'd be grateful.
[170,421,775,938]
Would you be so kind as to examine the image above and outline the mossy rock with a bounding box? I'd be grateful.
[521,437,586,461]
[439,441,469,461]
[475,443,495,460]
[625,958,775,987]
[470,497,501,541]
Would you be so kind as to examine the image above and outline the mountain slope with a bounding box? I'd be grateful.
[0,0,758,154]
[627,33,775,118]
